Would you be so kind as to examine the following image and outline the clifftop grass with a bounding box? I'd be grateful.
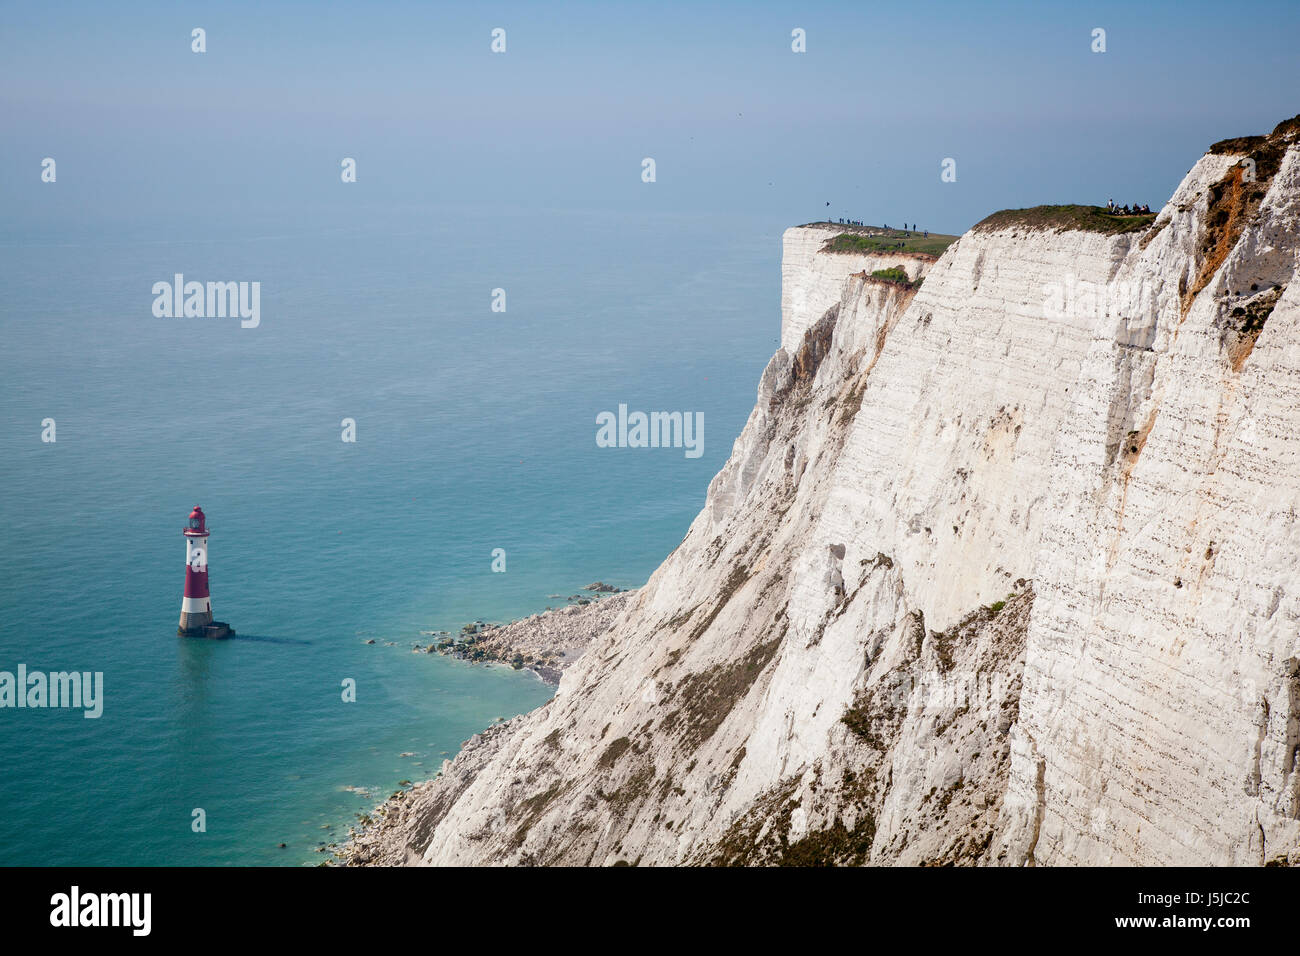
[814,225,959,258]
[973,204,1155,235]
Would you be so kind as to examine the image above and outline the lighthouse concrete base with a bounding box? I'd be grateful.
[178,620,235,639]
[179,608,212,632]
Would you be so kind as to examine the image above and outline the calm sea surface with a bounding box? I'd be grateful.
[0,201,778,864]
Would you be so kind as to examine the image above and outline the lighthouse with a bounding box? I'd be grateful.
[178,506,234,638]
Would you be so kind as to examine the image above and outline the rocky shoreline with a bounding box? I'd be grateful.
[362,583,632,685]
[333,587,635,864]
[425,584,632,686]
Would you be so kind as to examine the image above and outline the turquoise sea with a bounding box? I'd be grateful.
[0,201,779,865]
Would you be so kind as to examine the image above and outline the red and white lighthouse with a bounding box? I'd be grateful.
[178,506,233,638]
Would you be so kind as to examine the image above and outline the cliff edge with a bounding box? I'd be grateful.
[347,116,1300,866]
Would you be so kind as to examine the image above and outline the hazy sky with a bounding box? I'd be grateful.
[3,0,1298,236]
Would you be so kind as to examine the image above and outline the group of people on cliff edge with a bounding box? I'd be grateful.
[833,217,929,239]
[1107,198,1151,215]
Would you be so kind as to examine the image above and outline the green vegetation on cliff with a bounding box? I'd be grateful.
[973,204,1155,234]
[866,266,923,290]
[815,225,959,258]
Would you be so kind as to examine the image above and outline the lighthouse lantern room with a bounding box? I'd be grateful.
[178,506,234,638]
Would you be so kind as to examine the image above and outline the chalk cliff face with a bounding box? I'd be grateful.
[349,118,1300,866]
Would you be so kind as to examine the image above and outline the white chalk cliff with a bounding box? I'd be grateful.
[349,117,1300,866]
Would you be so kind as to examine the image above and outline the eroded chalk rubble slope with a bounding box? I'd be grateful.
[350,117,1300,867]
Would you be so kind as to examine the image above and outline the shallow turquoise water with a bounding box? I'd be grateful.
[0,201,778,864]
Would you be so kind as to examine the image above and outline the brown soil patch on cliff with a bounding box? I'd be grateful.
[1119,407,1160,478]
[1183,165,1261,316]
[1185,113,1299,319]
